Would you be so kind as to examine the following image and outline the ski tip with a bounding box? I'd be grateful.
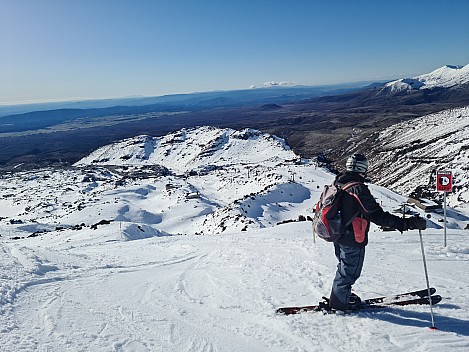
[276,308,297,315]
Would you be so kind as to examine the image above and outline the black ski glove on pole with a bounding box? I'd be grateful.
[406,216,427,230]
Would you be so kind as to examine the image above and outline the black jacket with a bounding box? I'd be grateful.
[335,171,406,247]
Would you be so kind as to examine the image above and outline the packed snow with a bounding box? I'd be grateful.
[0,126,468,351]
[384,64,469,92]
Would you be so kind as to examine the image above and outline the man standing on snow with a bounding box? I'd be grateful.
[328,153,427,311]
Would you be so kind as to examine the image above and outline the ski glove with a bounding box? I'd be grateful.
[405,216,427,230]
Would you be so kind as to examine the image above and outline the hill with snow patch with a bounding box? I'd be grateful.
[369,106,469,213]
[75,127,296,173]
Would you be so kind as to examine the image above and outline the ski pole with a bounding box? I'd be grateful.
[312,220,316,243]
[418,228,437,330]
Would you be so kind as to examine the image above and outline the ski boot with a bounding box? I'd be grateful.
[346,292,362,311]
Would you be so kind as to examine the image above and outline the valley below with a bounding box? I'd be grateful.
[2,84,469,176]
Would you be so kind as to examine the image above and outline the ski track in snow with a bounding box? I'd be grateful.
[0,126,468,351]
[1,225,469,352]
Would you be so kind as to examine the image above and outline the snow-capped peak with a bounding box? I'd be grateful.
[383,64,469,92]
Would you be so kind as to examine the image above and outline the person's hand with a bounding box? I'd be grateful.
[406,216,427,230]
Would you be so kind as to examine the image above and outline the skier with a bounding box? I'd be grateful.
[328,153,427,311]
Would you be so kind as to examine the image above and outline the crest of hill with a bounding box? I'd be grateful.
[258,103,283,111]
[383,64,469,93]
[74,126,297,173]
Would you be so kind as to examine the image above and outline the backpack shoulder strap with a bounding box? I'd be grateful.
[341,181,368,213]
[340,181,363,191]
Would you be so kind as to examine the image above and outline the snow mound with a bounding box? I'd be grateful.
[123,223,170,241]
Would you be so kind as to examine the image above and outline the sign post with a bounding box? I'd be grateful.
[436,170,452,247]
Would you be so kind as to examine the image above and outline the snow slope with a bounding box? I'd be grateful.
[0,126,468,351]
[384,64,469,92]
[371,106,469,213]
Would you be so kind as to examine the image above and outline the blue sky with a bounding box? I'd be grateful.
[1,0,468,105]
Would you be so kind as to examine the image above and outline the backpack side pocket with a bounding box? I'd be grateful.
[352,216,368,243]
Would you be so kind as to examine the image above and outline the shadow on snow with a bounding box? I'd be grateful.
[363,305,469,336]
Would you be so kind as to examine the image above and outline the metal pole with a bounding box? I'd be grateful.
[443,191,447,248]
[312,221,316,244]
[419,229,437,329]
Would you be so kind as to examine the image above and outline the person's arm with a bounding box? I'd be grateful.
[352,185,408,231]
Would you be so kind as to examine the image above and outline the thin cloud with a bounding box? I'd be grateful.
[263,81,297,87]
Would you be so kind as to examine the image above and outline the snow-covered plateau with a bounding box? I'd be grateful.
[0,126,468,351]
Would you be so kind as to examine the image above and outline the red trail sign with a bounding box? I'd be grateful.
[436,170,452,192]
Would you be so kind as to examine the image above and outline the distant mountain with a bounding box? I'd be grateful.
[0,83,371,118]
[382,64,469,93]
